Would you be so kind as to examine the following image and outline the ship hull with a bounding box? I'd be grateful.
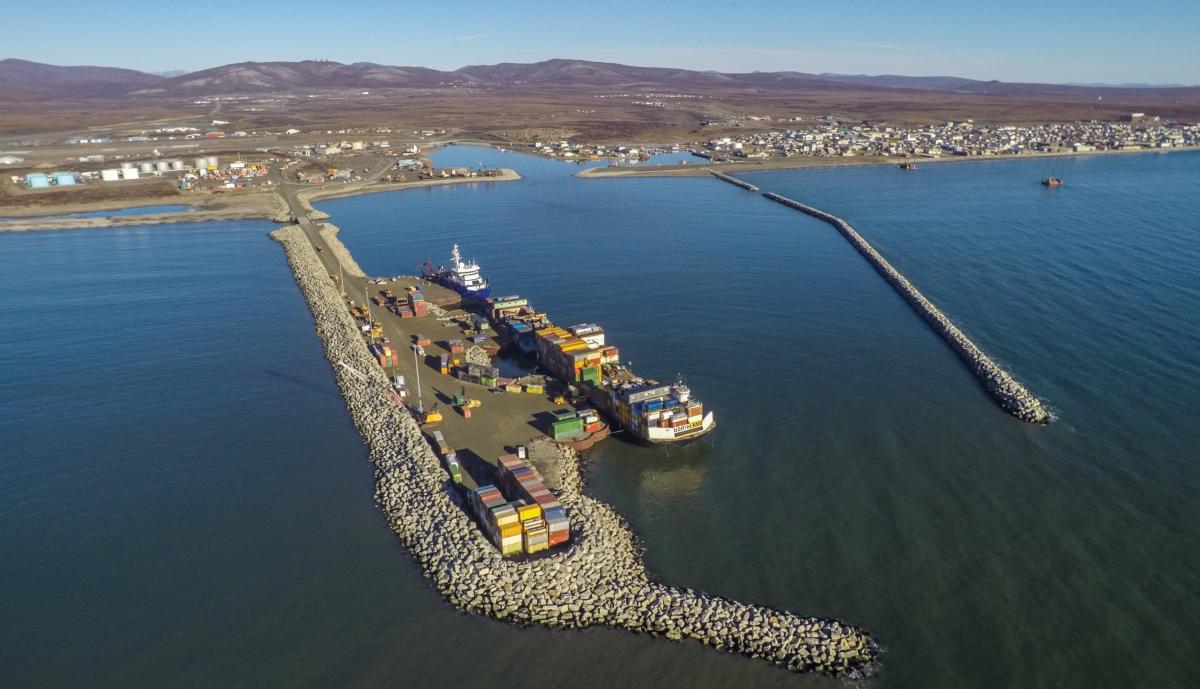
[640,411,716,445]
[433,274,491,300]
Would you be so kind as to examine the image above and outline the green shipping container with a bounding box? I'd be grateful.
[579,366,600,384]
[552,417,584,439]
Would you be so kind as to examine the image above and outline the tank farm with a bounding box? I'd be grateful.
[271,183,880,677]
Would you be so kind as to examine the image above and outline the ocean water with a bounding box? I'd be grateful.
[2,148,1197,688]
[0,204,194,220]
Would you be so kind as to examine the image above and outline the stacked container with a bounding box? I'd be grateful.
[369,340,398,368]
[495,454,569,548]
[582,410,604,434]
[459,362,500,388]
[470,485,505,520]
[551,413,584,440]
[493,504,522,556]
[522,517,549,554]
[408,291,428,318]
[489,295,529,320]
[567,323,606,347]
[544,505,569,546]
[534,325,605,387]
[476,491,523,557]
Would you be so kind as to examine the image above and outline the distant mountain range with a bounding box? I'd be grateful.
[2,57,1197,100]
[0,58,164,99]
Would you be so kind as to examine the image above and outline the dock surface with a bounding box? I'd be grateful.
[269,177,879,676]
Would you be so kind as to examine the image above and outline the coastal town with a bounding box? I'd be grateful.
[693,116,1199,160]
[4,115,1198,206]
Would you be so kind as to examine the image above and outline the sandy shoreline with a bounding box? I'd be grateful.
[0,170,521,232]
[292,169,522,216]
[576,144,1200,179]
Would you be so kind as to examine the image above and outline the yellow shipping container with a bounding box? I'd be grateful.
[499,538,523,557]
[499,523,522,538]
[525,384,544,394]
[524,539,549,555]
[517,504,542,521]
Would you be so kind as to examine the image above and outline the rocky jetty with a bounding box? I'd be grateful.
[706,169,760,192]
[763,192,1049,424]
[271,224,878,676]
[317,223,366,278]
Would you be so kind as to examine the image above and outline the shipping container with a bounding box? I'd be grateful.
[517,503,542,522]
[498,535,523,556]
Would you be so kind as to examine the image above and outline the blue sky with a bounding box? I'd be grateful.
[7,0,1198,84]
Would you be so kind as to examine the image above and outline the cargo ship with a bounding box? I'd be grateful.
[423,244,491,300]
[535,323,715,444]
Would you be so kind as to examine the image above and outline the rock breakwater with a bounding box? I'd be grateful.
[271,224,878,677]
[763,192,1049,424]
[707,169,760,192]
[317,223,366,278]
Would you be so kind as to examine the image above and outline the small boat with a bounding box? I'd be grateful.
[899,162,917,170]
[1041,176,1064,187]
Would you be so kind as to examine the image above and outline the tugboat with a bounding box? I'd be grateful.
[423,244,491,300]
[1041,176,1064,187]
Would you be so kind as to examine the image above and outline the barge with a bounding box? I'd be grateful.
[486,295,546,355]
[536,323,715,444]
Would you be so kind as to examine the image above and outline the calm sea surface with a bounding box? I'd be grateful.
[0,204,194,221]
[2,148,1197,688]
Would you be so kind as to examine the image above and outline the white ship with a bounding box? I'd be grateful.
[424,244,491,299]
